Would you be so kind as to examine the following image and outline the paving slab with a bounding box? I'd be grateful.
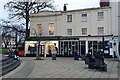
[1,57,119,79]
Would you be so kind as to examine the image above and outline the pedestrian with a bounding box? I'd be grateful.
[55,47,58,53]
[87,51,95,62]
[8,48,14,58]
[14,49,18,56]
[14,49,20,61]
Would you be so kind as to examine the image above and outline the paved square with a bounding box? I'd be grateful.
[23,57,118,78]
[2,57,119,79]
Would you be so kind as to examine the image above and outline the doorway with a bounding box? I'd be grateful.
[60,40,79,57]
[39,45,45,57]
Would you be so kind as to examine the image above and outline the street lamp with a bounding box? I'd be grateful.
[102,35,105,57]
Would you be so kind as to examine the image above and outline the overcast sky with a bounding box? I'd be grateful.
[0,0,100,19]
[54,0,100,10]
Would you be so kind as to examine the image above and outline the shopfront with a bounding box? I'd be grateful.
[25,40,58,57]
[59,37,113,57]
[25,36,115,57]
[59,40,109,57]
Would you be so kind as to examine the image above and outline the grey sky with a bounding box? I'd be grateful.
[54,0,100,10]
[0,0,100,19]
[0,0,8,19]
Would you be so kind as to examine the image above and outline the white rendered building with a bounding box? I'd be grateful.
[25,2,119,58]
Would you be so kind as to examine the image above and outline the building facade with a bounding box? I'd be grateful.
[30,7,111,37]
[25,4,119,58]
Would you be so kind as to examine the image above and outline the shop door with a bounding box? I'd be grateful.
[39,45,45,57]
[68,41,72,56]
[80,41,86,55]
[64,41,68,56]
[71,41,79,56]
[88,41,99,55]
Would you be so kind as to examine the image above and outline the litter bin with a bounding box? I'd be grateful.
[52,53,56,60]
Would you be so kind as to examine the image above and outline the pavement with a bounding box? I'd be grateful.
[0,54,2,61]
[1,57,119,79]
[0,54,7,61]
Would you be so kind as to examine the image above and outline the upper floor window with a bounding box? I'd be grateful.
[49,23,54,35]
[82,28,87,35]
[67,15,72,22]
[37,24,43,36]
[98,27,104,35]
[67,29,72,35]
[97,12,104,21]
[81,13,87,22]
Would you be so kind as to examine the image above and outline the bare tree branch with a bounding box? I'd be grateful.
[4,0,55,39]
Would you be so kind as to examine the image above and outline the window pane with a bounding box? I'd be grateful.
[67,15,72,22]
[98,27,104,35]
[97,12,104,21]
[81,13,87,22]
[81,41,85,45]
[82,28,87,35]
[49,23,54,35]
[82,14,87,17]
[67,29,72,35]
[37,24,43,36]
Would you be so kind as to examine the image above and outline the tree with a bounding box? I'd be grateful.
[1,27,11,48]
[4,0,55,40]
[0,19,25,48]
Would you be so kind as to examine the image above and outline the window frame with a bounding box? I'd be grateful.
[67,15,72,22]
[49,23,55,35]
[82,28,87,35]
[37,24,43,36]
[81,13,87,22]
[97,12,104,21]
[98,27,104,35]
[67,29,72,35]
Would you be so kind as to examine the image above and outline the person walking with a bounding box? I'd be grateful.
[8,48,14,58]
[14,49,20,60]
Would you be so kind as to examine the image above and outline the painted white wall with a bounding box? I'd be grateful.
[30,11,62,36]
[30,7,112,37]
[118,1,120,39]
[110,2,118,36]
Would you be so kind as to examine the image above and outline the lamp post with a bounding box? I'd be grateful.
[102,35,105,57]
[113,40,116,58]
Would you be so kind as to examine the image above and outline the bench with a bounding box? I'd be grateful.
[85,56,95,69]
[94,59,107,71]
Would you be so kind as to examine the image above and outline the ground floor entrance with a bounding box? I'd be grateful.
[59,40,85,57]
[25,36,117,57]
[59,40,110,57]
[25,41,58,57]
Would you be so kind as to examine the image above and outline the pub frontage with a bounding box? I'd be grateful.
[25,35,117,58]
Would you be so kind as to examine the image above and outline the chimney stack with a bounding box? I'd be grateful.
[63,3,67,11]
[100,0,110,7]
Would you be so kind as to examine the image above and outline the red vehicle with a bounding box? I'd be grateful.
[18,47,24,57]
